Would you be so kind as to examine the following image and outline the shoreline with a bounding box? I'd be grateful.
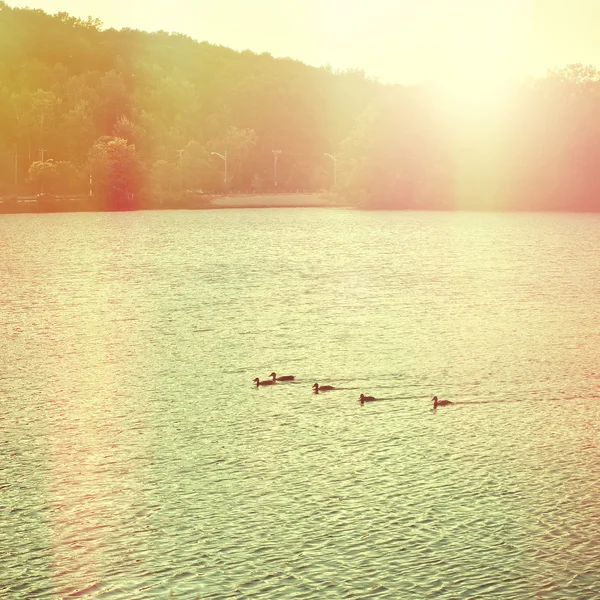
[2,195,600,216]
[3,206,600,217]
[0,192,341,215]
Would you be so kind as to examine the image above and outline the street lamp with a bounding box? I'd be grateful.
[324,153,337,188]
[272,149,281,188]
[211,151,227,185]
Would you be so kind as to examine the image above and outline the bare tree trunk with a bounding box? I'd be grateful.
[13,145,18,187]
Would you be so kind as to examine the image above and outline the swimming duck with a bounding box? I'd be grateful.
[269,372,295,382]
[359,394,377,405]
[253,377,276,387]
[432,395,452,409]
[312,383,339,394]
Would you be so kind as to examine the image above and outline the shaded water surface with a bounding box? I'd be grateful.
[1,209,600,599]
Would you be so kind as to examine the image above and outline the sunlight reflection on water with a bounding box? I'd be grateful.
[1,209,600,598]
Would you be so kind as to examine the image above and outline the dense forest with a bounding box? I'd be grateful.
[0,2,381,209]
[1,2,600,211]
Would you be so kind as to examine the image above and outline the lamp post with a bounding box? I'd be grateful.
[324,153,337,188]
[211,151,227,187]
[272,149,281,188]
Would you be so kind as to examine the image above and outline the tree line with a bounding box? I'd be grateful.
[0,2,379,209]
[1,2,600,211]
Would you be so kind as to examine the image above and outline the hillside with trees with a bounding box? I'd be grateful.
[0,2,381,209]
[1,2,600,212]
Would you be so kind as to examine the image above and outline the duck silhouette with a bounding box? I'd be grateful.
[432,395,452,409]
[358,394,377,404]
[269,372,295,382]
[253,377,276,387]
[359,394,378,405]
[312,383,341,394]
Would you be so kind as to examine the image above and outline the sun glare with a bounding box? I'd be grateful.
[436,76,517,123]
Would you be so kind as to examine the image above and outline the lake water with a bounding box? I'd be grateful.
[1,209,600,599]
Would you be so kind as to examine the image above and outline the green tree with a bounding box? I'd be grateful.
[58,100,96,163]
[180,140,218,191]
[250,174,263,192]
[87,137,145,209]
[94,71,131,133]
[113,116,148,158]
[210,126,257,190]
[26,159,57,193]
[26,160,84,194]
[150,159,178,194]
[55,161,85,194]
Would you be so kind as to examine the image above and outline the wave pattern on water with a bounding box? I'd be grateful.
[1,209,600,598]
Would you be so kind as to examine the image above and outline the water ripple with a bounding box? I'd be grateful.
[1,210,600,598]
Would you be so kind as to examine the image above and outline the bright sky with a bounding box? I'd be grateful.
[8,0,600,84]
